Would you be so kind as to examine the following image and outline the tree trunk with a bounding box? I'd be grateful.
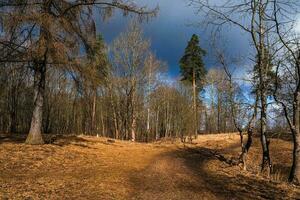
[44,104,51,133]
[155,108,159,140]
[257,1,272,175]
[26,3,50,144]
[109,84,119,139]
[147,107,150,135]
[165,100,170,138]
[217,92,221,133]
[205,109,208,133]
[146,62,152,139]
[113,110,119,139]
[91,90,96,133]
[9,65,18,133]
[25,64,46,145]
[240,110,256,171]
[290,56,300,184]
[289,129,300,184]
[131,114,136,142]
[10,88,17,133]
[260,94,271,174]
[100,107,105,137]
[192,68,198,137]
[241,124,253,171]
[289,92,300,184]
[240,95,257,170]
[131,83,136,142]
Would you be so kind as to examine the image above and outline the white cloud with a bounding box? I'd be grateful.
[156,73,178,86]
[295,15,300,33]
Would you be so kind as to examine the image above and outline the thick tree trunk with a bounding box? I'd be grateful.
[260,95,272,175]
[239,117,254,171]
[289,129,300,184]
[289,92,300,184]
[241,126,253,170]
[44,105,51,133]
[25,64,46,145]
[238,128,243,150]
[257,2,271,175]
[240,96,257,170]
[26,3,50,144]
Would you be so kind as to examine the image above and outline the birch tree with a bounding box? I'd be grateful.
[110,21,150,142]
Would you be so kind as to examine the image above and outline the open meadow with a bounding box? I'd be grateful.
[1,133,299,199]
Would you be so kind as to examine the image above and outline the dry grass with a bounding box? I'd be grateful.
[0,133,299,199]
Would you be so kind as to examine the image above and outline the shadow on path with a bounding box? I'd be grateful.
[128,144,299,200]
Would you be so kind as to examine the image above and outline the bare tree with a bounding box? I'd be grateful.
[272,0,300,184]
[110,20,151,142]
[144,53,164,140]
[215,49,258,170]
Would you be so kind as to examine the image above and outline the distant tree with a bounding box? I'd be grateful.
[110,21,151,142]
[144,53,164,140]
[82,35,109,134]
[179,34,206,138]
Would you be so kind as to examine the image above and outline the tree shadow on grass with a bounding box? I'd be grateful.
[127,145,300,200]
[49,135,104,150]
[0,133,95,147]
[0,133,27,144]
[51,135,89,146]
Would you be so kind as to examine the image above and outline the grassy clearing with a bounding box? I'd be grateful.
[0,133,299,199]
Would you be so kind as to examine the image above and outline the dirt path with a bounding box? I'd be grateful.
[0,134,299,199]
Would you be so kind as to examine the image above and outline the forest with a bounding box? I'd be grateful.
[0,0,300,199]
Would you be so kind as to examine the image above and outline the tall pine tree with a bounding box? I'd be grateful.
[179,34,206,138]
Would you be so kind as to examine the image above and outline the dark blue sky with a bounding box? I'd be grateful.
[96,0,251,78]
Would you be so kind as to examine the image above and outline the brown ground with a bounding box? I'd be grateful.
[0,133,299,200]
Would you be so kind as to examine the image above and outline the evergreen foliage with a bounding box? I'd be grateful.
[179,34,206,92]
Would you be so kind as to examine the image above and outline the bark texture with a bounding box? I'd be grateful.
[25,64,46,145]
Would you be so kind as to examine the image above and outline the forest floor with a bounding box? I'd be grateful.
[0,133,300,200]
